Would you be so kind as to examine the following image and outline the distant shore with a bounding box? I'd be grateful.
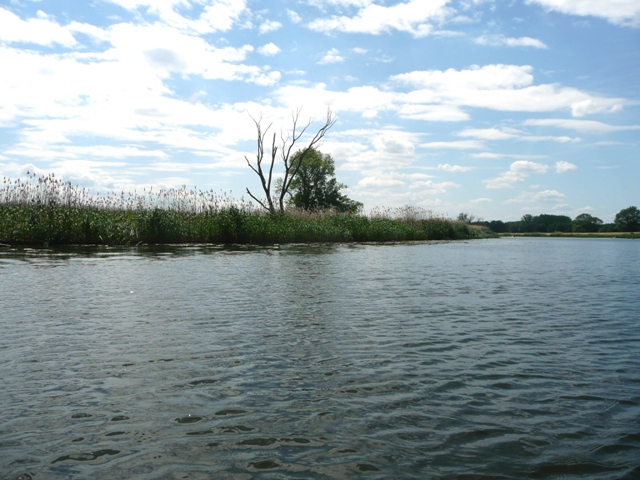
[499,232,638,239]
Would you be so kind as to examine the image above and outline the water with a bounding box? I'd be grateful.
[1,238,639,479]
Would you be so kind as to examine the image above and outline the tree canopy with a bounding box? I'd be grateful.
[283,148,361,213]
[572,213,603,233]
[457,212,477,224]
[615,206,640,232]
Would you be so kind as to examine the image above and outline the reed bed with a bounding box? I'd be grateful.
[0,174,487,246]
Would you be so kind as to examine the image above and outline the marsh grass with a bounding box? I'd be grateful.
[0,174,489,246]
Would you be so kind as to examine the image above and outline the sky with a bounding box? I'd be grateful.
[1,0,639,222]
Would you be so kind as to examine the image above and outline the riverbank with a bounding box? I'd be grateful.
[499,232,638,239]
[0,174,501,246]
[0,204,499,246]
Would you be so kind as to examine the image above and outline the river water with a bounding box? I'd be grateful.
[1,238,639,479]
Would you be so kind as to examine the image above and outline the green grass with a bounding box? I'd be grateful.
[0,174,494,246]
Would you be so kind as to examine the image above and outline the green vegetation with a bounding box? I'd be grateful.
[572,213,603,233]
[0,174,491,247]
[278,148,362,213]
[477,207,639,235]
[615,206,640,232]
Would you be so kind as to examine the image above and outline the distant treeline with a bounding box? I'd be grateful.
[476,207,639,234]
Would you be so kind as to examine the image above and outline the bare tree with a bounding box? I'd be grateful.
[245,107,336,213]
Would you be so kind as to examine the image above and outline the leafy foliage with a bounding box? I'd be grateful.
[481,214,572,233]
[284,148,362,213]
[572,213,603,233]
[614,206,640,232]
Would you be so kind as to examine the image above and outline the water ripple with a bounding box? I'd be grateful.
[1,238,639,478]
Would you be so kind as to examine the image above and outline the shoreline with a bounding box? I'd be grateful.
[499,232,638,239]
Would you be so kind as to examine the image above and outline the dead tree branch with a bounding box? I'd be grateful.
[245,108,336,213]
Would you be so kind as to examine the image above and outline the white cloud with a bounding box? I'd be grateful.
[475,35,548,49]
[358,176,406,187]
[398,104,470,122]
[318,48,345,64]
[307,0,451,37]
[484,160,549,189]
[393,64,535,90]
[470,197,493,204]
[461,125,578,143]
[459,127,518,140]
[392,64,625,117]
[526,0,640,27]
[273,84,396,117]
[505,189,566,204]
[257,42,281,56]
[0,18,289,169]
[104,0,248,34]
[0,7,77,46]
[471,152,548,160]
[437,163,474,172]
[0,21,280,132]
[311,0,375,7]
[7,144,169,161]
[409,180,461,193]
[471,152,509,159]
[327,129,420,171]
[555,161,577,173]
[524,118,640,134]
[287,9,302,23]
[272,64,624,123]
[374,135,416,155]
[422,140,484,149]
[67,22,111,42]
[356,170,458,196]
[259,20,282,34]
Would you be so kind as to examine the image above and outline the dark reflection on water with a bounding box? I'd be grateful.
[1,238,640,479]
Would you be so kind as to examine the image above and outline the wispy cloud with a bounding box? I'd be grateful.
[437,164,474,172]
[484,161,549,189]
[526,0,640,27]
[505,189,566,204]
[307,0,450,37]
[475,35,548,49]
[524,118,640,134]
[555,161,577,173]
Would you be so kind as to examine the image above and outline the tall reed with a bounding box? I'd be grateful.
[0,174,491,246]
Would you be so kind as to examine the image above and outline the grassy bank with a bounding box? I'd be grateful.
[499,232,638,239]
[1,174,494,246]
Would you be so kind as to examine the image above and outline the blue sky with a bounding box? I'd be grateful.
[1,0,639,221]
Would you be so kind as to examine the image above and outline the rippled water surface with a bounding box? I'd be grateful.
[1,238,640,479]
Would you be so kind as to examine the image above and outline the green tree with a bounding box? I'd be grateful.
[245,108,336,213]
[599,223,617,233]
[283,148,362,213]
[520,214,534,232]
[572,213,603,233]
[488,220,506,233]
[457,212,476,224]
[614,206,640,232]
